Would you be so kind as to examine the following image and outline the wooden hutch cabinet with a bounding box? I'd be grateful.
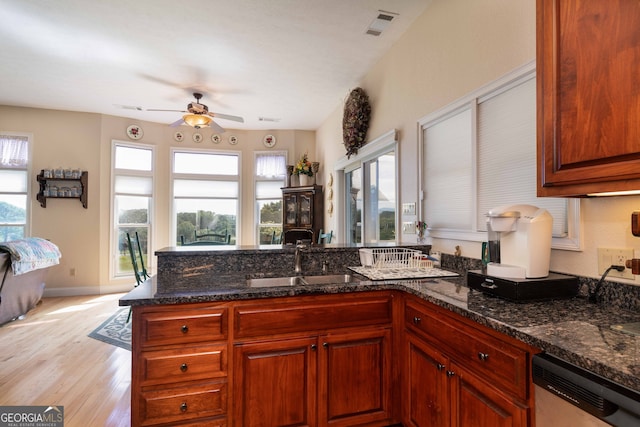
[537,0,640,196]
[282,185,323,244]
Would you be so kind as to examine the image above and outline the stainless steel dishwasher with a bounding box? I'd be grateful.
[533,353,640,427]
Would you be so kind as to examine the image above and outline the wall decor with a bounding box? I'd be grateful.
[212,134,221,144]
[229,135,238,145]
[342,87,371,158]
[263,134,276,148]
[193,133,203,143]
[174,131,184,142]
[126,125,143,140]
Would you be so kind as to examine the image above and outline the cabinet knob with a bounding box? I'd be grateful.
[311,344,317,351]
[446,371,456,378]
[413,316,421,324]
[181,325,189,334]
[322,342,329,349]
[180,363,188,372]
[437,363,445,371]
[478,352,490,361]
[180,402,188,412]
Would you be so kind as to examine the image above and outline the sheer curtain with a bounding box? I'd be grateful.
[256,153,286,178]
[0,135,28,168]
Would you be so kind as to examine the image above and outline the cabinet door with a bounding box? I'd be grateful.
[233,336,317,427]
[404,334,449,427]
[449,362,528,427]
[298,193,312,226]
[538,0,640,196]
[284,193,299,225]
[318,328,392,427]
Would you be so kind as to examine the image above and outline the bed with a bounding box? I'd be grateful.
[0,238,61,325]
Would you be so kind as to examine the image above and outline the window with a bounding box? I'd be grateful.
[172,149,240,245]
[0,134,30,242]
[419,62,580,250]
[336,130,398,244]
[112,142,154,277]
[255,152,286,244]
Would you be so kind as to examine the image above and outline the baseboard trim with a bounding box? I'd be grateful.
[43,283,134,297]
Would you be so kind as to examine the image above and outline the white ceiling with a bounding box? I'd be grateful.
[0,0,429,131]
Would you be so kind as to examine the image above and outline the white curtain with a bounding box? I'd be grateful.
[256,153,286,178]
[0,135,28,168]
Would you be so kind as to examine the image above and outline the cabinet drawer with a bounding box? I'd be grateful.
[139,306,227,348]
[141,344,227,386]
[405,301,528,400]
[235,293,392,338]
[139,381,227,426]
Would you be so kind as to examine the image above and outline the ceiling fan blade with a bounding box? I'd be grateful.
[209,112,244,123]
[147,108,187,113]
[210,120,226,134]
[169,118,185,127]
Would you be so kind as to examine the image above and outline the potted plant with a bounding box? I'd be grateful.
[294,152,314,186]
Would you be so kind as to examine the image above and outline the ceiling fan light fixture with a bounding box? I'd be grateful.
[183,113,211,129]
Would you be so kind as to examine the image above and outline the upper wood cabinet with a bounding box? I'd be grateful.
[537,0,640,196]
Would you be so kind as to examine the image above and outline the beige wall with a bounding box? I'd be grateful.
[1,106,315,294]
[314,0,640,287]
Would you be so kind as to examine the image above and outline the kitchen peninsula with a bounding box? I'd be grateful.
[121,245,640,427]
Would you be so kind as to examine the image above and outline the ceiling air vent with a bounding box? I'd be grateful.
[258,117,281,123]
[366,10,398,36]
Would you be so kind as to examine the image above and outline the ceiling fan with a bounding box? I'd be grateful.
[147,92,244,133]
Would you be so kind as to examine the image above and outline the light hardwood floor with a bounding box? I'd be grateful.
[0,293,131,427]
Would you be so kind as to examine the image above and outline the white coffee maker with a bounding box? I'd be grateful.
[485,204,552,279]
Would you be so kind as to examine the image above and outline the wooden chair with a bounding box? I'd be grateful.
[126,232,148,321]
[271,231,283,244]
[317,229,333,244]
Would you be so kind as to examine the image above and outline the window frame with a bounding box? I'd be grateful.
[110,140,155,280]
[334,129,399,244]
[170,147,242,245]
[254,150,287,245]
[0,132,32,242]
[417,61,581,251]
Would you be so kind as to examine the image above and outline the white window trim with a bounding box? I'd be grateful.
[254,150,287,245]
[170,147,242,245]
[417,61,582,251]
[334,129,399,244]
[110,140,155,280]
[0,131,32,239]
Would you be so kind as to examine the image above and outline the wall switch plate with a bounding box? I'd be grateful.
[597,248,635,279]
[402,221,416,234]
[402,203,416,215]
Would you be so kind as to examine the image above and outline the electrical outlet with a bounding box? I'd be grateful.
[597,248,635,279]
[402,221,416,234]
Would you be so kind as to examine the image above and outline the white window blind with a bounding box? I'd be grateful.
[477,77,567,237]
[423,108,473,230]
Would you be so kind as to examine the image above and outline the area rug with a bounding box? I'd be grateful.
[88,307,132,351]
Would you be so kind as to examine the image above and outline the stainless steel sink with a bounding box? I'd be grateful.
[247,274,359,287]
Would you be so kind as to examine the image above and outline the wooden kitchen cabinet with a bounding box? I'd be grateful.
[282,185,323,244]
[537,0,640,196]
[233,292,395,427]
[131,303,230,427]
[403,296,535,427]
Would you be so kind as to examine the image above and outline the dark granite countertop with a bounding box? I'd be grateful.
[120,270,640,395]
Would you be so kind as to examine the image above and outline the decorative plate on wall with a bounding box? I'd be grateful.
[212,134,221,144]
[193,133,203,143]
[174,131,184,142]
[263,134,276,148]
[126,125,143,140]
[229,135,238,145]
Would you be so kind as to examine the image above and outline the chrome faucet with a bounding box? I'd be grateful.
[294,242,308,275]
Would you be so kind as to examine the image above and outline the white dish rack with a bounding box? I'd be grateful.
[359,248,433,269]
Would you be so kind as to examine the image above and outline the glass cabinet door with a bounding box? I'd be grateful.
[299,194,312,226]
[285,194,298,225]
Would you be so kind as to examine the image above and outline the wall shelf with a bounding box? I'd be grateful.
[36,170,88,208]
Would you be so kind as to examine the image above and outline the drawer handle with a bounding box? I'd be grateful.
[413,316,421,324]
[446,370,456,378]
[311,344,317,351]
[478,352,490,361]
[180,363,188,372]
[181,325,189,334]
[180,402,188,412]
[437,363,445,371]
